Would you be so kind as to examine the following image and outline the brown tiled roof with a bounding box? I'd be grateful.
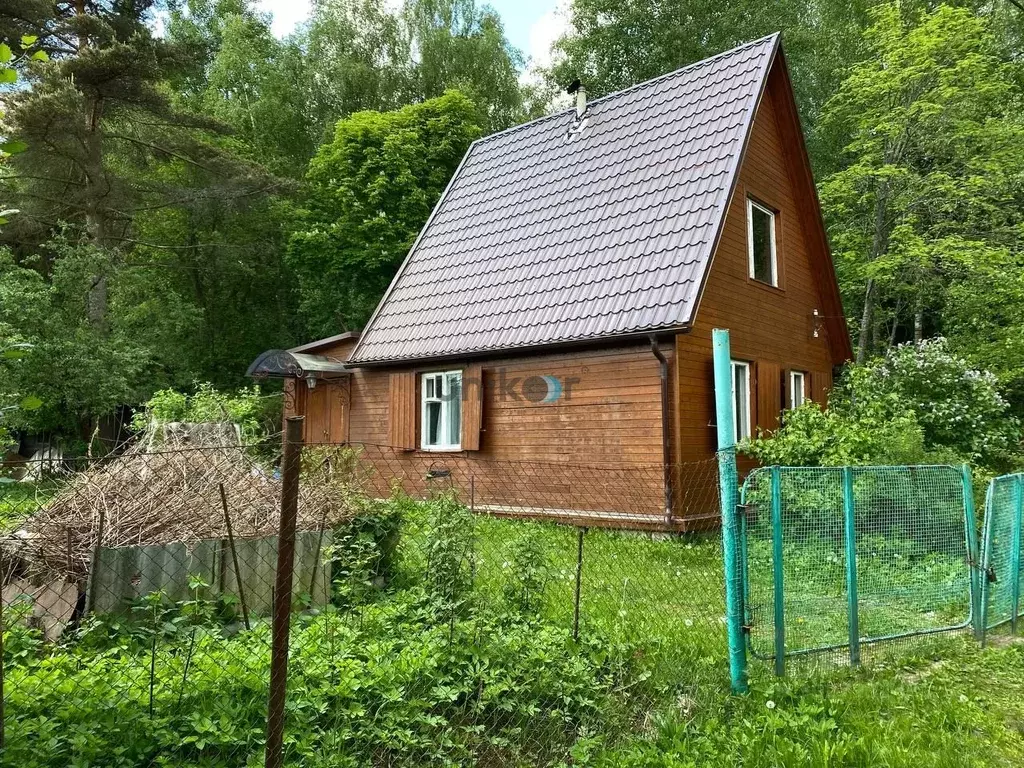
[349,34,780,365]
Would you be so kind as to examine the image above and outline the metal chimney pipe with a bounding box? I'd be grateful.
[575,85,587,119]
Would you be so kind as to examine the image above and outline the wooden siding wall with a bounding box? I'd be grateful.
[285,343,675,519]
[674,73,837,476]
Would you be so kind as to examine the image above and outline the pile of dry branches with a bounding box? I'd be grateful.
[16,423,361,582]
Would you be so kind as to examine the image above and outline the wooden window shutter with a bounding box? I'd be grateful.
[756,361,782,435]
[388,371,417,450]
[461,364,483,451]
[810,369,832,408]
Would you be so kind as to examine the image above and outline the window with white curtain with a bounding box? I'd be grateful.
[731,360,751,442]
[421,370,462,450]
[790,370,806,409]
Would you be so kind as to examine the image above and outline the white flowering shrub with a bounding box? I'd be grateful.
[856,338,1020,468]
[745,338,1021,471]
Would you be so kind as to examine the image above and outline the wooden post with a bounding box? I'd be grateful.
[265,417,303,768]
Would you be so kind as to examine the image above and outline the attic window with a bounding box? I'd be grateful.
[747,198,777,286]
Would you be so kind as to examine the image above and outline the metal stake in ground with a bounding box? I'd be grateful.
[573,527,586,641]
[265,416,304,768]
[219,483,251,631]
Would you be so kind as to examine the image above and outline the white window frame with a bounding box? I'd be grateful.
[730,360,751,443]
[789,370,806,409]
[420,370,462,451]
[747,198,778,286]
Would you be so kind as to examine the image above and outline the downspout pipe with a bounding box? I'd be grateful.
[650,335,674,526]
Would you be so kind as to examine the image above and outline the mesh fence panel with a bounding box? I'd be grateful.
[982,473,1024,634]
[743,465,973,666]
[0,438,727,767]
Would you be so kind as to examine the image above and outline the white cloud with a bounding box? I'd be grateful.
[521,0,570,99]
[525,2,568,72]
[256,0,312,38]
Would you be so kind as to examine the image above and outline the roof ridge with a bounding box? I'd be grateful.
[474,33,780,148]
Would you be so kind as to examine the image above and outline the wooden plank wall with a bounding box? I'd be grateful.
[286,342,674,520]
[674,72,839,478]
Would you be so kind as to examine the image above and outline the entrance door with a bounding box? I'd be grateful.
[300,378,349,444]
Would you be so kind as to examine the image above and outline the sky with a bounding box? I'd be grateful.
[253,0,567,70]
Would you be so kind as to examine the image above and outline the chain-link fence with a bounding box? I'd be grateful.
[741,465,977,670]
[0,429,728,767]
[981,472,1024,639]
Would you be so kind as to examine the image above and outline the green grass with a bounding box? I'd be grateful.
[591,636,1024,767]
[0,480,57,531]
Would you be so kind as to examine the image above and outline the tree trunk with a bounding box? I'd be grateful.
[856,278,875,364]
[856,180,892,364]
[78,2,110,331]
[913,303,924,344]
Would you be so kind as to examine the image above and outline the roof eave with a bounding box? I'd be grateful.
[289,331,361,355]
[348,324,692,368]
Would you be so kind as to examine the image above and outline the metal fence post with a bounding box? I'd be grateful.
[1011,477,1023,635]
[770,466,785,676]
[961,465,983,642]
[572,527,586,641]
[265,416,304,768]
[712,328,747,694]
[842,467,860,666]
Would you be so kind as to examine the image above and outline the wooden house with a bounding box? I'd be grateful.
[248,35,850,531]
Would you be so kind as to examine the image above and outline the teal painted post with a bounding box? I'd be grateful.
[770,466,785,676]
[712,328,747,694]
[979,481,994,648]
[1011,477,1023,634]
[740,482,752,635]
[842,467,860,666]
[962,466,982,641]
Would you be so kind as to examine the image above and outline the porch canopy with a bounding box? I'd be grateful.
[245,349,349,381]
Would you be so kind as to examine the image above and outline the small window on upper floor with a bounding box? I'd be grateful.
[747,198,777,286]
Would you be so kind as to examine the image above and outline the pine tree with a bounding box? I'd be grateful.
[1,0,275,327]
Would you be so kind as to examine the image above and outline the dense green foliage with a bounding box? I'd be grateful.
[287,91,484,334]
[745,339,1021,470]
[130,383,280,441]
[0,0,528,443]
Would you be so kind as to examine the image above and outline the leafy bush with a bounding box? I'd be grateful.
[421,490,475,615]
[502,526,553,616]
[131,382,279,442]
[856,339,1019,467]
[744,339,1021,471]
[326,493,405,607]
[2,587,635,768]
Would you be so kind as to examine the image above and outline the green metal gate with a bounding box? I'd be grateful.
[740,465,979,672]
[980,473,1024,639]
